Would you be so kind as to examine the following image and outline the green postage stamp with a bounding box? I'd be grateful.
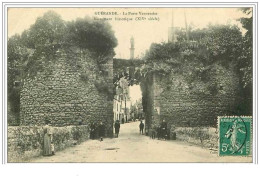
[218,116,252,156]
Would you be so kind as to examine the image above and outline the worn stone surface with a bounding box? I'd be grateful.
[8,125,90,162]
[20,49,113,136]
[151,64,240,129]
[12,48,113,161]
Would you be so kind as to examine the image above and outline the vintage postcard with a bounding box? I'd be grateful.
[5,4,254,163]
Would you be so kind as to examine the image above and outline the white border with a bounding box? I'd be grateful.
[3,2,257,164]
[0,1,259,190]
[1,1,258,162]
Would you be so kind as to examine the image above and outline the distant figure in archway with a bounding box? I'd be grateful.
[114,120,120,138]
[139,120,144,135]
[121,117,125,124]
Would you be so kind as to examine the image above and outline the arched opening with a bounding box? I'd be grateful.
[113,58,149,137]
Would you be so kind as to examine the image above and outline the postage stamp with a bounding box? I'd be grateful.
[218,116,252,156]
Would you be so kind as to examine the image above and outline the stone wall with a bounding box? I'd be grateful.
[20,48,113,136]
[140,74,156,134]
[173,127,218,149]
[151,64,240,129]
[8,125,90,162]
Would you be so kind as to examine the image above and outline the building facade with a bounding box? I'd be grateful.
[113,78,131,123]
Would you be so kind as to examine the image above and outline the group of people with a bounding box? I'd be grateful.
[90,120,121,140]
[90,121,105,141]
[157,119,169,140]
[150,119,169,140]
[139,119,169,140]
[43,119,169,156]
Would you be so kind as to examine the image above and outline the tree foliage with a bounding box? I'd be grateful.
[144,24,243,73]
[22,11,66,49]
[142,14,253,115]
[7,11,118,124]
[7,35,33,124]
[65,17,117,56]
[142,23,248,99]
[237,8,253,88]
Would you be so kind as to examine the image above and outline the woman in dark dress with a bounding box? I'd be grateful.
[43,128,52,156]
[90,122,96,140]
[114,120,120,138]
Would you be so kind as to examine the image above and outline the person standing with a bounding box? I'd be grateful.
[161,119,168,140]
[151,127,156,139]
[43,127,52,156]
[157,125,161,140]
[139,120,144,135]
[98,121,105,141]
[90,122,96,140]
[93,122,99,139]
[43,119,53,156]
[114,120,120,138]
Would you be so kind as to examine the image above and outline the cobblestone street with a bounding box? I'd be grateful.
[30,121,252,163]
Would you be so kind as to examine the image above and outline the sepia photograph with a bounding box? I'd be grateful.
[5,5,254,163]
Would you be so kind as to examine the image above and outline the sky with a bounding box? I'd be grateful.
[7,7,248,102]
[8,8,247,59]
[129,85,142,103]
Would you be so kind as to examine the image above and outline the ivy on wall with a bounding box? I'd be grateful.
[141,23,250,97]
[8,11,118,124]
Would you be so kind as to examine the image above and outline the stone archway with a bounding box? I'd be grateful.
[112,58,154,135]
